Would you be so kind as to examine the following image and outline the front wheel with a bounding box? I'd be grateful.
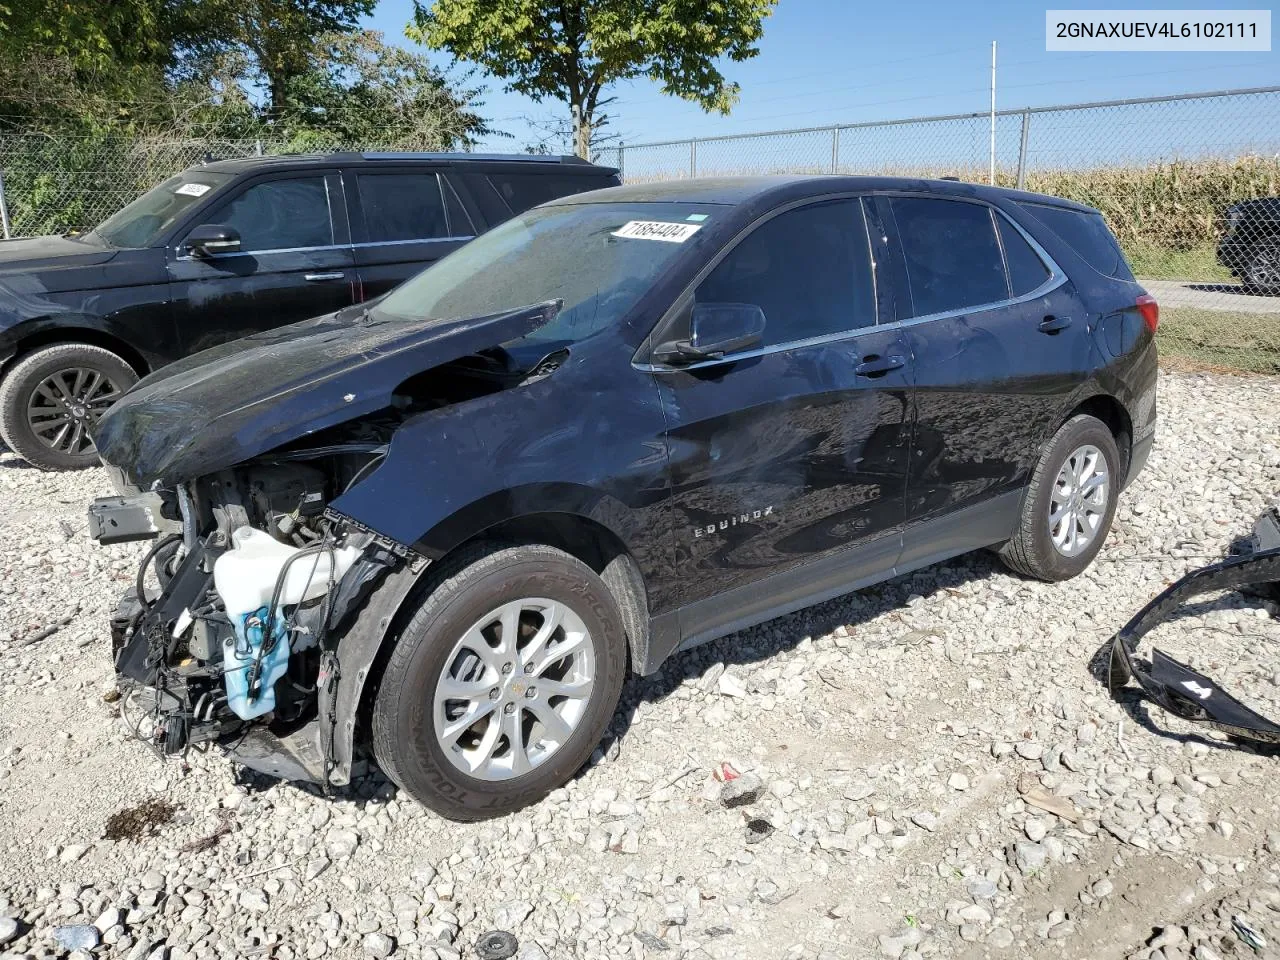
[371,544,627,820]
[0,343,137,470]
[999,414,1121,581]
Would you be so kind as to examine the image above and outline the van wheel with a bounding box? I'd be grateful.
[0,343,137,470]
[1242,241,1280,295]
[371,544,627,820]
[999,414,1120,581]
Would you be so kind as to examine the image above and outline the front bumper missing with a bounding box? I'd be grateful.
[1108,507,1280,743]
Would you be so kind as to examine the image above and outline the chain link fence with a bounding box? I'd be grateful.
[0,87,1277,372]
[0,133,382,241]
[598,86,1280,373]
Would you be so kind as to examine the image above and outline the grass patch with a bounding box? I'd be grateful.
[1125,242,1234,282]
[1158,307,1280,374]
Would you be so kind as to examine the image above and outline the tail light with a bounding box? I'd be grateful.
[1136,294,1159,333]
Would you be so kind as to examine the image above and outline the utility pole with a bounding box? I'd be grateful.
[989,40,998,186]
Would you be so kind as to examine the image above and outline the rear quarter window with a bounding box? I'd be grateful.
[484,172,617,214]
[1016,203,1135,281]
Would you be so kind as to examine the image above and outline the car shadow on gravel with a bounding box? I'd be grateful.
[598,551,1005,763]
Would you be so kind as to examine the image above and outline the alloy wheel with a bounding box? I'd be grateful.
[1246,243,1280,292]
[1048,443,1109,557]
[433,598,595,781]
[25,366,124,456]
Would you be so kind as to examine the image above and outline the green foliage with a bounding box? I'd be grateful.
[178,0,376,115]
[409,0,777,156]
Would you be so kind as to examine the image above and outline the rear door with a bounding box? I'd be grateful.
[650,196,915,638]
[879,193,1089,558]
[348,167,477,301]
[168,171,356,355]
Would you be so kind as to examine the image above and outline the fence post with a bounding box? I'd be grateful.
[690,139,697,178]
[255,139,264,157]
[617,141,625,180]
[0,166,11,240]
[830,127,840,174]
[1015,109,1031,190]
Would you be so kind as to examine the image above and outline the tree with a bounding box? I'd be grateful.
[409,0,777,158]
[280,31,495,150]
[179,0,377,117]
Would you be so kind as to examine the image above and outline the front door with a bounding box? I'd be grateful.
[650,197,914,641]
[168,172,356,355]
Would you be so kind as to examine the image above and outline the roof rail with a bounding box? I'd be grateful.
[359,152,594,164]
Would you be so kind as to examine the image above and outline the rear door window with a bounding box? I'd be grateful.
[1016,203,1135,281]
[213,177,333,252]
[484,172,612,214]
[890,197,1008,317]
[357,173,451,243]
[696,199,876,347]
[997,215,1052,296]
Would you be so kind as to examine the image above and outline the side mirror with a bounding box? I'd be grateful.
[185,223,241,257]
[653,302,767,365]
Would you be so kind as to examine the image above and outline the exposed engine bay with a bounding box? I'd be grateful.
[107,452,394,784]
[94,342,570,785]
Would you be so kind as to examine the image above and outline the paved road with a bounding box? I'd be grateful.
[1140,278,1279,314]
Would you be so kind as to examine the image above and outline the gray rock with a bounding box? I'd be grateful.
[491,901,533,929]
[0,917,19,946]
[363,932,395,958]
[140,871,165,891]
[53,924,100,952]
[1014,841,1048,875]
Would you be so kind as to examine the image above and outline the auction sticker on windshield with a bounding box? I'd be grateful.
[175,183,214,197]
[612,220,702,243]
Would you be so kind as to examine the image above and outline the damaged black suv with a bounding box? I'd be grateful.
[90,176,1158,819]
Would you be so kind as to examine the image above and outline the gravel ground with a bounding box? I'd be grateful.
[1,369,1279,960]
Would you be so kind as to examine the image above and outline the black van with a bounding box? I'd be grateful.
[0,152,620,469]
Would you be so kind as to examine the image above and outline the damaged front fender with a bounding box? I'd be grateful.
[94,300,562,489]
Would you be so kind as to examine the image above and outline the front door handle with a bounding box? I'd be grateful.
[1038,315,1072,334]
[855,354,906,377]
[304,272,345,282]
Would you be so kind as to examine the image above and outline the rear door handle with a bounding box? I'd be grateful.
[855,354,906,377]
[304,272,345,282]
[1038,315,1072,334]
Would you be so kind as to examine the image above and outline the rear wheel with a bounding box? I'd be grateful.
[371,544,627,820]
[0,343,137,470]
[1000,414,1120,581]
[1242,240,1280,295]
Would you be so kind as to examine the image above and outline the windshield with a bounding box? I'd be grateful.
[372,200,721,344]
[92,171,233,248]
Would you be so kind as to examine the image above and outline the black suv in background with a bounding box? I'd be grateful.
[0,153,619,469]
[91,176,1158,819]
[1217,196,1280,294]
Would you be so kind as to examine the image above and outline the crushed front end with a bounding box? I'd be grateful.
[96,450,412,786]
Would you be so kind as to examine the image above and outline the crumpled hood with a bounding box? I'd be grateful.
[94,300,562,487]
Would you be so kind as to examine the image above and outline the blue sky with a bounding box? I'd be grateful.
[364,1,1278,151]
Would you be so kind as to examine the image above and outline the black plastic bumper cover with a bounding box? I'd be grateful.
[1108,507,1280,743]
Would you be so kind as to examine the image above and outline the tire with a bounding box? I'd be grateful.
[371,543,627,820]
[0,343,138,470]
[1241,240,1280,295]
[999,414,1121,582]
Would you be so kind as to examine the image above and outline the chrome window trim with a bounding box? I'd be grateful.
[351,235,475,250]
[174,242,345,261]
[634,196,1067,374]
